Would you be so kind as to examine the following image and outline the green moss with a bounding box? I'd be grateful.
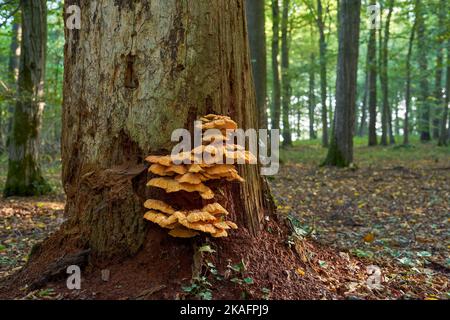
[3,155,52,197]
[321,138,350,167]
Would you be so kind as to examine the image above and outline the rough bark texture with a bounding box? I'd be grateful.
[403,18,416,145]
[323,0,360,167]
[4,0,50,197]
[61,0,269,257]
[415,0,431,142]
[271,0,281,130]
[317,0,328,147]
[281,0,292,147]
[367,0,378,147]
[245,0,267,129]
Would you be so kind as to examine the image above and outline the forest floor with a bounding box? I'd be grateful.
[0,138,449,299]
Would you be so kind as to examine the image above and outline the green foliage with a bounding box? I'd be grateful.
[182,276,213,300]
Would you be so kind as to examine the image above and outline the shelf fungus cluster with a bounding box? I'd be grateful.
[143,114,256,238]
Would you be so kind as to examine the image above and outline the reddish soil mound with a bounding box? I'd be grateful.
[0,216,391,300]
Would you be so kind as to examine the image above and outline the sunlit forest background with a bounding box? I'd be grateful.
[0,0,449,178]
[0,0,448,300]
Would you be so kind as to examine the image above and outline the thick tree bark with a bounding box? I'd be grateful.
[308,53,317,140]
[271,0,281,130]
[323,0,361,167]
[61,0,269,257]
[367,1,378,147]
[4,0,50,197]
[415,0,431,142]
[404,18,416,145]
[245,0,268,129]
[281,0,292,147]
[317,0,328,147]
[380,0,394,145]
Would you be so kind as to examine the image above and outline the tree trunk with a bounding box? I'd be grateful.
[60,0,269,257]
[404,18,416,145]
[317,0,328,147]
[281,0,292,147]
[271,0,281,130]
[358,64,368,137]
[308,53,317,140]
[3,22,21,154]
[438,39,449,146]
[323,0,361,167]
[415,0,431,142]
[432,0,446,140]
[246,0,268,129]
[367,0,378,146]
[380,0,394,145]
[4,0,50,197]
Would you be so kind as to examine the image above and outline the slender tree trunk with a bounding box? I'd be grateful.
[317,0,328,147]
[433,0,446,140]
[404,18,417,145]
[323,0,361,167]
[415,0,431,142]
[246,0,268,129]
[358,70,368,137]
[271,0,281,130]
[308,53,317,140]
[280,0,292,147]
[281,0,292,147]
[394,94,400,136]
[438,40,449,146]
[380,0,394,145]
[4,0,50,197]
[367,1,378,146]
[59,0,270,257]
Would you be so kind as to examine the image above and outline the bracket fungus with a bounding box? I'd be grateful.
[143,114,256,238]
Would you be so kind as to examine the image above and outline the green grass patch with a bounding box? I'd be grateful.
[281,135,450,167]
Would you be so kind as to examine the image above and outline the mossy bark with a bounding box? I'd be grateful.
[4,0,50,197]
[61,0,270,258]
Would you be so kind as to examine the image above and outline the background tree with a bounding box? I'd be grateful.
[317,0,329,147]
[4,0,50,197]
[323,0,361,167]
[379,0,394,145]
[403,16,417,145]
[281,0,293,146]
[271,0,281,130]
[438,14,449,146]
[415,0,431,142]
[367,0,378,146]
[246,0,268,129]
[432,0,446,139]
[308,52,317,140]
